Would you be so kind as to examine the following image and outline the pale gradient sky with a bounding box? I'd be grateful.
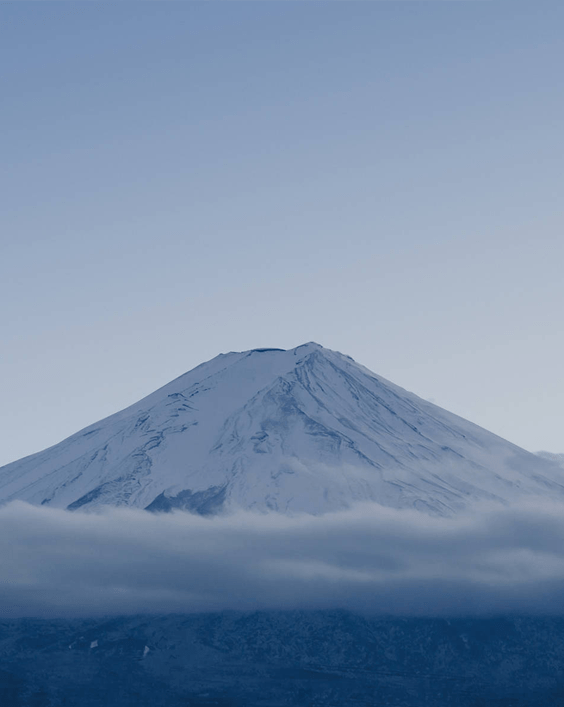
[1,3,563,467]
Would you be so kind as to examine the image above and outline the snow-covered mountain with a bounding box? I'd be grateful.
[1,342,563,515]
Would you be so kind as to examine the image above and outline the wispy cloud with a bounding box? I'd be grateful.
[3,500,564,618]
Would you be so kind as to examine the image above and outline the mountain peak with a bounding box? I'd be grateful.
[1,345,563,516]
[244,341,325,358]
[292,341,324,352]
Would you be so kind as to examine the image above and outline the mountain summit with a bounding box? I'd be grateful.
[1,343,563,515]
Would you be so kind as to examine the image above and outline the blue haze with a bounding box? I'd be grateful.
[1,3,563,465]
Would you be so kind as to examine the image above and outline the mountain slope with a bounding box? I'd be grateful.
[3,612,564,707]
[1,342,563,515]
[537,451,564,468]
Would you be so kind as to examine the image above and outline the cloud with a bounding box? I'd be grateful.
[3,500,564,618]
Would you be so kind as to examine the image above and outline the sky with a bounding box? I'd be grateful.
[1,2,563,468]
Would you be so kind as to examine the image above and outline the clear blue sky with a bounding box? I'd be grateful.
[1,2,563,466]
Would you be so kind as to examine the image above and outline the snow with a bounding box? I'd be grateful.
[537,451,564,468]
[1,342,563,516]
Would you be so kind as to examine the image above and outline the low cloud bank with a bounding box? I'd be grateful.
[3,500,564,618]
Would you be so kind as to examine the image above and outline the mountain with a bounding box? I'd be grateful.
[3,611,564,707]
[537,451,564,468]
[1,342,563,515]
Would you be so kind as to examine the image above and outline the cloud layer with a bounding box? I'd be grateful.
[3,500,564,618]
